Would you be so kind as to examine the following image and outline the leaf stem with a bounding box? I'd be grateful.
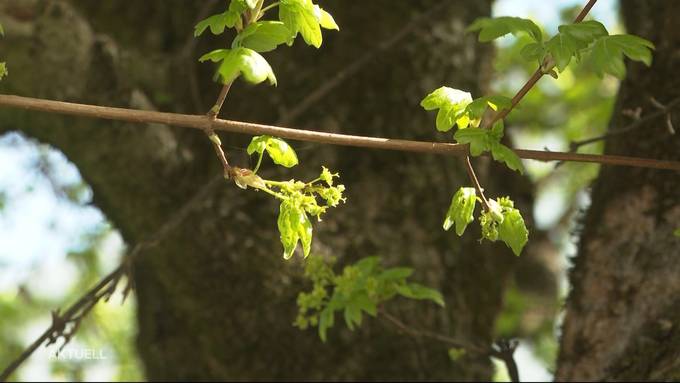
[207,81,233,119]
[465,157,491,211]
[259,1,280,16]
[253,151,264,174]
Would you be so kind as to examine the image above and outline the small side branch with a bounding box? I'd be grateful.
[379,309,520,382]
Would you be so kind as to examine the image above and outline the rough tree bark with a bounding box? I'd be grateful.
[557,0,680,380]
[0,0,558,380]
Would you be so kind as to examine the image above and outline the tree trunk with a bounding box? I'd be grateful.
[557,1,680,380]
[0,0,556,380]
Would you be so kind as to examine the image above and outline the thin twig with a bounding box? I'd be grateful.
[569,97,680,151]
[207,82,233,119]
[1,95,678,171]
[379,309,520,382]
[465,157,491,210]
[0,176,223,382]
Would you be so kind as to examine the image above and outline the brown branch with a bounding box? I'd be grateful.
[1,94,678,171]
[207,82,233,119]
[379,309,520,382]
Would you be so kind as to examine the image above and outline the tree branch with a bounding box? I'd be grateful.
[1,94,678,171]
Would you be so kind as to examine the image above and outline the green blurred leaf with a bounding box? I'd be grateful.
[318,306,334,342]
[674,228,680,237]
[397,283,445,307]
[468,16,542,43]
[378,267,414,281]
[520,42,545,62]
[443,187,477,235]
[546,21,608,71]
[590,34,654,78]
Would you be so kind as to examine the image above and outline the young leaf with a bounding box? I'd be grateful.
[546,21,608,71]
[490,143,524,174]
[200,48,277,86]
[277,201,313,259]
[468,16,542,43]
[248,136,299,168]
[0,63,6,81]
[498,207,529,256]
[520,42,545,62]
[315,5,339,31]
[279,0,338,48]
[443,187,477,236]
[396,283,445,307]
[234,21,292,53]
[590,34,655,79]
[454,127,492,156]
[378,267,414,281]
[420,87,473,132]
[318,306,334,342]
[194,12,239,37]
[465,95,513,120]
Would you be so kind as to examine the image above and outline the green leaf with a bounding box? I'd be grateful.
[674,228,680,237]
[378,267,414,281]
[443,187,477,236]
[343,303,362,330]
[0,63,6,81]
[520,42,545,62]
[352,293,377,317]
[248,136,298,167]
[277,201,312,259]
[453,127,492,156]
[546,21,608,71]
[498,207,528,256]
[465,95,513,120]
[420,87,473,132]
[0,22,4,36]
[590,34,655,78]
[194,12,240,36]
[280,0,323,48]
[201,47,277,86]
[491,143,524,174]
[234,21,292,53]
[397,283,445,307]
[355,256,380,274]
[468,16,542,43]
[244,0,258,9]
[315,5,339,31]
[278,201,299,260]
[318,306,334,342]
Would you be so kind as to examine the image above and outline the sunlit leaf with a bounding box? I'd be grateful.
[443,187,477,236]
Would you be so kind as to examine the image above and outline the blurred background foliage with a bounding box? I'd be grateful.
[0,1,622,381]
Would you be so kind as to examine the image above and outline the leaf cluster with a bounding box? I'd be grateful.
[443,189,528,256]
[195,0,338,86]
[295,256,444,342]
[468,16,654,79]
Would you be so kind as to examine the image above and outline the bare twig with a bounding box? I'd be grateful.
[207,82,233,119]
[569,97,680,151]
[1,95,678,171]
[465,157,491,210]
[0,176,223,381]
[379,309,520,382]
